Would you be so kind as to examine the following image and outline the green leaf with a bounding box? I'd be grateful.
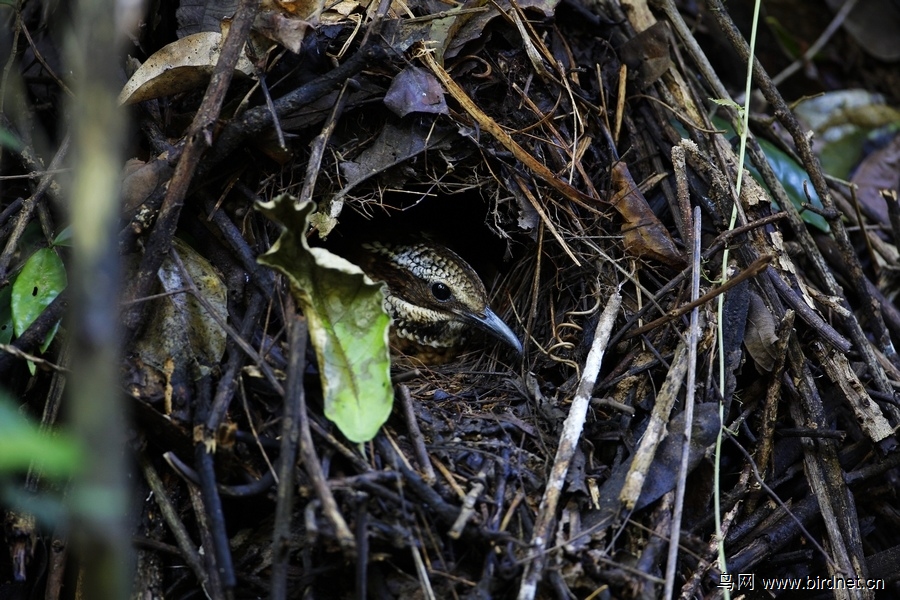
[0,393,83,478]
[0,128,23,151]
[257,195,393,443]
[710,116,830,233]
[15,220,47,268]
[819,127,870,181]
[755,137,830,232]
[52,225,73,247]
[39,321,61,354]
[11,248,67,338]
[0,286,13,345]
[709,97,744,118]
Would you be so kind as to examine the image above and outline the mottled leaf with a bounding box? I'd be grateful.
[793,89,900,181]
[131,238,228,382]
[119,32,255,105]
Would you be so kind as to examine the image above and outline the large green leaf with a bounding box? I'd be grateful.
[11,248,67,339]
[257,195,393,443]
[753,135,830,233]
[673,117,830,233]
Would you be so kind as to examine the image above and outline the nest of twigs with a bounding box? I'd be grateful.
[3,0,900,598]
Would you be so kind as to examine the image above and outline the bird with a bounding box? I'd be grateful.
[352,239,523,364]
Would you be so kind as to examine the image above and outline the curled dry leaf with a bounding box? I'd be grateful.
[119,32,255,105]
[610,161,685,268]
[254,8,315,53]
[744,291,779,372]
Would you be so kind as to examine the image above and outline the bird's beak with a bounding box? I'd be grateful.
[467,307,523,356]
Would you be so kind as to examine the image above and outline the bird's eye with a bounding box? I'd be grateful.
[431,282,452,301]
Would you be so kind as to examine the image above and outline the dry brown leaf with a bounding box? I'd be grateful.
[119,32,255,105]
[610,162,685,268]
[121,158,174,218]
[852,132,900,225]
[744,291,779,372]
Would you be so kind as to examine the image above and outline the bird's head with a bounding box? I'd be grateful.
[358,240,523,356]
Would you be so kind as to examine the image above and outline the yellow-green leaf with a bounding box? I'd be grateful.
[257,195,392,443]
